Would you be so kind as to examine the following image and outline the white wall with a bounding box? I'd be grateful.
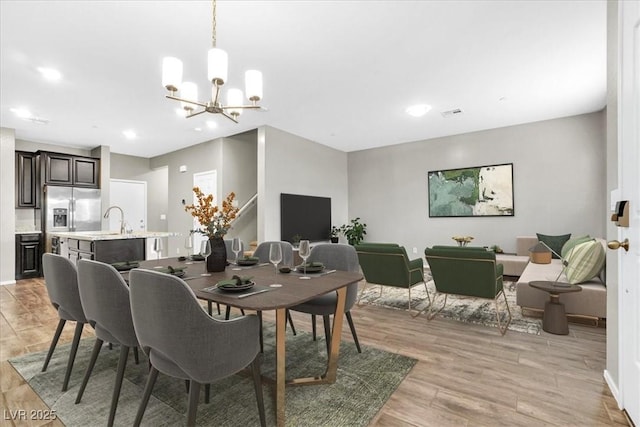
[1,128,16,284]
[348,111,606,255]
[258,126,349,242]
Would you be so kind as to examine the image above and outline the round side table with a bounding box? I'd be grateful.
[529,281,582,335]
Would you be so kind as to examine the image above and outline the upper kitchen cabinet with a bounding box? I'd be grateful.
[15,151,38,208]
[39,151,100,188]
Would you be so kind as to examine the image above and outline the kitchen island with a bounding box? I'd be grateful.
[48,231,178,264]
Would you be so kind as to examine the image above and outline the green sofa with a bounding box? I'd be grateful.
[424,245,512,334]
[354,243,429,316]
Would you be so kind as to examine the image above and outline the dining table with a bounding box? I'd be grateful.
[124,256,363,427]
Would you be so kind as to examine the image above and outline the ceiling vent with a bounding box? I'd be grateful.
[441,108,463,118]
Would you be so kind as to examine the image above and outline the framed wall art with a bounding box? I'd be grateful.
[428,163,514,217]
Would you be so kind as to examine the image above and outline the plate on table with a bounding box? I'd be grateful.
[237,257,260,266]
[111,261,140,271]
[155,266,186,277]
[296,262,324,273]
[216,280,255,292]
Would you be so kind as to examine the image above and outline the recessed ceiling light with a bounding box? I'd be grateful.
[10,107,32,119]
[37,67,62,81]
[194,127,202,132]
[122,130,137,139]
[406,104,432,117]
[206,120,217,129]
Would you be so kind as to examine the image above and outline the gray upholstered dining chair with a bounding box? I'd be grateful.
[289,244,362,355]
[128,268,266,427]
[75,259,140,427]
[41,253,88,392]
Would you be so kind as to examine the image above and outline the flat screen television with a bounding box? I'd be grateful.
[280,193,331,243]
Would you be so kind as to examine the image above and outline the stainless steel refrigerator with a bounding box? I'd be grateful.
[44,185,102,253]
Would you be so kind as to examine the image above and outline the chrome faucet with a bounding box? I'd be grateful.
[103,205,125,234]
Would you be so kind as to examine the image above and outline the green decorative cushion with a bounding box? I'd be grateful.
[561,235,591,259]
[536,233,571,259]
[565,240,605,284]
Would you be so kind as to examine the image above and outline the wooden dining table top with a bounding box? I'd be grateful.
[130,257,363,311]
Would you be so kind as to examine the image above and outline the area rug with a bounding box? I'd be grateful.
[9,323,416,426]
[359,280,543,335]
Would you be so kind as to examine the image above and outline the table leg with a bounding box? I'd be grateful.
[543,294,570,335]
[275,308,286,427]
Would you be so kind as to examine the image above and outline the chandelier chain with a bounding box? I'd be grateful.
[212,0,217,48]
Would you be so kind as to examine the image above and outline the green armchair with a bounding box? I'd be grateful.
[355,243,430,316]
[424,246,511,335]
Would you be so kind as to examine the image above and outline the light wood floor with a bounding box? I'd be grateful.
[0,278,629,426]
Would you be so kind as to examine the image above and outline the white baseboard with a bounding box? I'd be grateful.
[604,369,623,409]
[0,279,17,286]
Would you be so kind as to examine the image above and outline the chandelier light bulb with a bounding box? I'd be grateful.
[227,88,243,117]
[245,70,263,102]
[162,57,183,91]
[208,48,228,85]
[181,82,198,111]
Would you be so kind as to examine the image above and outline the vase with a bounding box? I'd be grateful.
[206,237,227,272]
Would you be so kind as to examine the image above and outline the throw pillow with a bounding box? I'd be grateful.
[561,235,591,259]
[536,233,571,259]
[565,240,606,284]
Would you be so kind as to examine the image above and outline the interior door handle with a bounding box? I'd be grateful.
[607,239,630,252]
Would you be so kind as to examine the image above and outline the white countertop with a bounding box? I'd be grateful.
[47,231,179,241]
[15,230,42,234]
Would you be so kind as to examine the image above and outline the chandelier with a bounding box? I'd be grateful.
[161,0,263,123]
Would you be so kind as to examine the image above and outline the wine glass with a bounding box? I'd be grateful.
[232,237,241,264]
[200,240,212,262]
[153,237,163,260]
[184,236,193,257]
[269,243,282,274]
[298,240,310,277]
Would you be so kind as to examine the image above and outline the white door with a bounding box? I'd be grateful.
[191,170,217,254]
[109,179,147,232]
[616,1,639,424]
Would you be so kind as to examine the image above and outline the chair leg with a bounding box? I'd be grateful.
[495,290,512,336]
[75,338,104,403]
[426,292,448,320]
[257,311,264,353]
[207,301,213,316]
[311,314,317,341]
[225,305,231,320]
[133,366,159,427]
[357,281,369,306]
[62,322,84,392]
[250,354,266,427]
[186,381,201,427]
[205,384,210,404]
[345,311,361,353]
[286,309,297,335]
[133,347,140,364]
[42,318,66,372]
[216,303,221,315]
[107,345,130,427]
[322,315,332,355]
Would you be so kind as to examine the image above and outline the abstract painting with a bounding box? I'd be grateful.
[428,163,514,217]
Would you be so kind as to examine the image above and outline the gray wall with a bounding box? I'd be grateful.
[258,126,349,242]
[348,111,606,256]
[1,128,16,284]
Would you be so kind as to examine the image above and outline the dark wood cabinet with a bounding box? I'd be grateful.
[16,233,42,279]
[15,151,38,208]
[68,238,145,264]
[39,151,100,188]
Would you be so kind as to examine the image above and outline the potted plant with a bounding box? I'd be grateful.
[330,226,341,243]
[341,217,367,246]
